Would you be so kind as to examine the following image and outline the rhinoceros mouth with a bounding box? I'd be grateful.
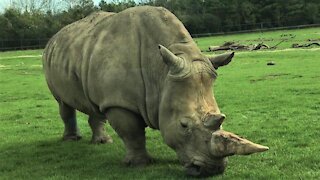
[184,159,208,177]
[185,162,203,176]
[184,159,226,177]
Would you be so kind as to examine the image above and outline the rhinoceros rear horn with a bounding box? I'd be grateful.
[209,52,234,69]
[204,114,226,130]
[159,44,185,74]
[210,130,269,157]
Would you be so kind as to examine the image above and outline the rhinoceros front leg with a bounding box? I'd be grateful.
[59,102,82,141]
[88,116,113,144]
[107,108,152,166]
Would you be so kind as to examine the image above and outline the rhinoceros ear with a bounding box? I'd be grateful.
[159,44,185,74]
[210,130,269,157]
[208,52,234,69]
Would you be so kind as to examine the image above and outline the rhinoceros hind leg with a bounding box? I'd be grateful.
[59,101,82,141]
[88,116,113,144]
[107,108,153,166]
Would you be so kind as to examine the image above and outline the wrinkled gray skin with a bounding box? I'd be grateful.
[43,6,268,177]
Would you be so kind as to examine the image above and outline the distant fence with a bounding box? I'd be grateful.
[0,23,319,51]
[0,38,49,51]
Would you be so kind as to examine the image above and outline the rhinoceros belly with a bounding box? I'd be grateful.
[44,61,97,115]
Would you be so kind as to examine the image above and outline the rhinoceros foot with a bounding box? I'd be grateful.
[62,134,82,141]
[91,134,113,144]
[123,154,154,167]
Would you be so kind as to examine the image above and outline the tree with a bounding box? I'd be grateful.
[61,0,97,24]
[99,0,136,12]
[1,0,320,51]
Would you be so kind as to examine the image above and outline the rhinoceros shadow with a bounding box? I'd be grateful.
[0,137,197,179]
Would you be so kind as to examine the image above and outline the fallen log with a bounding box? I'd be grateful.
[292,42,320,48]
[208,41,250,51]
[251,43,270,50]
[208,41,271,52]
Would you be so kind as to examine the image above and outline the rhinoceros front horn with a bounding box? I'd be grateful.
[210,130,269,157]
[159,44,186,75]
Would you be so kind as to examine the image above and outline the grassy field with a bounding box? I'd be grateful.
[0,27,319,179]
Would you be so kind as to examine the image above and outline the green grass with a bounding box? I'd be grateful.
[1,27,320,179]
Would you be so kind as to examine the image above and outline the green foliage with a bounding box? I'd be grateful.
[0,28,320,179]
[0,0,319,46]
[99,0,136,12]
[0,0,99,49]
[144,0,320,33]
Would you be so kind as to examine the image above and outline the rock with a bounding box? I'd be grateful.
[267,61,276,66]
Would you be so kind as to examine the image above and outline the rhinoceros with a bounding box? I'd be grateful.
[42,6,268,177]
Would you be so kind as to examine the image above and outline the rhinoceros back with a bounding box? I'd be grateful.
[43,6,197,127]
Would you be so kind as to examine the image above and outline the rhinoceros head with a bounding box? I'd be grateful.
[158,45,268,177]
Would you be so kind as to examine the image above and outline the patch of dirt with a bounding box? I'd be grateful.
[0,64,11,70]
[244,38,274,42]
[17,71,39,75]
[280,34,295,37]
[291,75,304,79]
[31,65,42,68]
[250,73,303,83]
[0,55,42,60]
[311,76,320,79]
[288,88,320,96]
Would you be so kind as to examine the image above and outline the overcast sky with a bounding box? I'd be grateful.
[0,0,103,12]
